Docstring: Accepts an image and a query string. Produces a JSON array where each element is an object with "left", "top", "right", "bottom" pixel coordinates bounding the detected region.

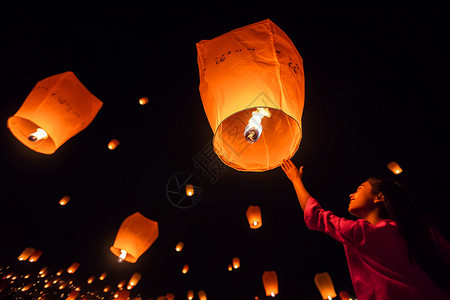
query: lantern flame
[
  {"left": 118, "top": 249, "right": 127, "bottom": 263},
  {"left": 271, "top": 292, "right": 275, "bottom": 297},
  {"left": 28, "top": 128, "right": 48, "bottom": 142},
  {"left": 244, "top": 108, "right": 271, "bottom": 143}
]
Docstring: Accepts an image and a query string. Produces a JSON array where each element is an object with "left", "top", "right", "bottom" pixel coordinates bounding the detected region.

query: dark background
[{"left": 0, "top": 6, "right": 447, "bottom": 300}]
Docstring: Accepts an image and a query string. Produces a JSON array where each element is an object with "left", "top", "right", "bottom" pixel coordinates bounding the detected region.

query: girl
[{"left": 281, "top": 159, "right": 449, "bottom": 300}]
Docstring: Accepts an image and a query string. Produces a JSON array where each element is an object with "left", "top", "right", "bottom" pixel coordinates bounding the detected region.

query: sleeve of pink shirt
[{"left": 303, "top": 196, "right": 371, "bottom": 248}]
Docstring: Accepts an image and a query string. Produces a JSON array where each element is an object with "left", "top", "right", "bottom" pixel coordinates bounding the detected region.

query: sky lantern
[
  {"left": 56, "top": 269, "right": 64, "bottom": 276},
  {"left": 87, "top": 276, "right": 95, "bottom": 284},
  {"left": 39, "top": 267, "right": 48, "bottom": 275},
  {"left": 115, "top": 290, "right": 130, "bottom": 300},
  {"left": 99, "top": 272, "right": 107, "bottom": 280},
  {"left": 246, "top": 205, "right": 262, "bottom": 229},
  {"left": 166, "top": 293, "right": 175, "bottom": 300},
  {"left": 67, "top": 290, "right": 80, "bottom": 300},
  {"left": 387, "top": 161, "right": 403, "bottom": 174},
  {"left": 67, "top": 262, "right": 80, "bottom": 274},
  {"left": 127, "top": 272, "right": 141, "bottom": 288},
  {"left": 262, "top": 271, "right": 278, "bottom": 297},
  {"left": 196, "top": 19, "right": 304, "bottom": 172},
  {"left": 185, "top": 184, "right": 194, "bottom": 196},
  {"left": 339, "top": 291, "right": 350, "bottom": 300},
  {"left": 198, "top": 290, "right": 207, "bottom": 300},
  {"left": 139, "top": 96, "right": 149, "bottom": 105},
  {"left": 103, "top": 285, "right": 111, "bottom": 292},
  {"left": 21, "top": 283, "right": 33, "bottom": 292},
  {"left": 108, "top": 139, "right": 120, "bottom": 150},
  {"left": 28, "top": 249, "right": 42, "bottom": 262},
  {"left": 182, "top": 264, "right": 189, "bottom": 274},
  {"left": 187, "top": 290, "right": 194, "bottom": 300},
  {"left": 117, "top": 280, "right": 126, "bottom": 289},
  {"left": 314, "top": 272, "right": 337, "bottom": 300},
  {"left": 59, "top": 195, "right": 70, "bottom": 206},
  {"left": 111, "top": 212, "right": 159, "bottom": 263},
  {"left": 175, "top": 242, "right": 184, "bottom": 252},
  {"left": 232, "top": 257, "right": 240, "bottom": 269},
  {"left": 227, "top": 264, "right": 233, "bottom": 271},
  {"left": 18, "top": 247, "right": 35, "bottom": 261},
  {"left": 7, "top": 71, "right": 102, "bottom": 154}
]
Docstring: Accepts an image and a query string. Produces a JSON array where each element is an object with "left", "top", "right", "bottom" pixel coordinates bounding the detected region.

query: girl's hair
[{"left": 367, "top": 177, "right": 449, "bottom": 290}]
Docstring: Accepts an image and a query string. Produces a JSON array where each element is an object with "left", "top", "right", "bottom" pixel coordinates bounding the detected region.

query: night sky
[{"left": 0, "top": 7, "right": 447, "bottom": 300}]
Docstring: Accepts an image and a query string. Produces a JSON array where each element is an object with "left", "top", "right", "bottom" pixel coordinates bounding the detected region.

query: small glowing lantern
[
  {"left": 28, "top": 250, "right": 42, "bottom": 262},
  {"left": 387, "top": 161, "right": 403, "bottom": 174},
  {"left": 175, "top": 242, "right": 184, "bottom": 252},
  {"left": 117, "top": 280, "right": 126, "bottom": 289},
  {"left": 87, "top": 276, "right": 95, "bottom": 284},
  {"left": 232, "top": 257, "right": 240, "bottom": 269},
  {"left": 185, "top": 184, "right": 194, "bottom": 196},
  {"left": 187, "top": 290, "right": 194, "bottom": 300},
  {"left": 59, "top": 281, "right": 67, "bottom": 289},
  {"left": 139, "top": 97, "right": 149, "bottom": 105},
  {"left": 262, "top": 271, "right": 278, "bottom": 297},
  {"left": 246, "top": 205, "right": 262, "bottom": 229},
  {"left": 182, "top": 264, "right": 189, "bottom": 274},
  {"left": 59, "top": 195, "right": 70, "bottom": 206},
  {"left": 110, "top": 212, "right": 159, "bottom": 263},
  {"left": 198, "top": 290, "right": 207, "bottom": 300},
  {"left": 227, "top": 264, "right": 233, "bottom": 271},
  {"left": 314, "top": 272, "right": 337, "bottom": 300},
  {"left": 339, "top": 291, "right": 350, "bottom": 300},
  {"left": 108, "top": 139, "right": 120, "bottom": 150},
  {"left": 196, "top": 19, "right": 304, "bottom": 171},
  {"left": 103, "top": 285, "right": 111, "bottom": 293},
  {"left": 67, "top": 290, "right": 80, "bottom": 300},
  {"left": 7, "top": 71, "right": 102, "bottom": 154},
  {"left": 115, "top": 290, "right": 130, "bottom": 300},
  {"left": 56, "top": 269, "right": 64, "bottom": 276},
  {"left": 39, "top": 267, "right": 48, "bottom": 275},
  {"left": 21, "top": 283, "right": 33, "bottom": 291},
  {"left": 99, "top": 272, "right": 107, "bottom": 280},
  {"left": 67, "top": 262, "right": 80, "bottom": 274},
  {"left": 128, "top": 272, "right": 141, "bottom": 288},
  {"left": 18, "top": 247, "right": 35, "bottom": 261}
]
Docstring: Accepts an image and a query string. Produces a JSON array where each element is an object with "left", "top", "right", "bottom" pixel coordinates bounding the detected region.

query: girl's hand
[{"left": 281, "top": 159, "right": 304, "bottom": 183}]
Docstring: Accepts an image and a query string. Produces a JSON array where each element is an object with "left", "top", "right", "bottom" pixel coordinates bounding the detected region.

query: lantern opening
[
  {"left": 244, "top": 108, "right": 271, "bottom": 143},
  {"left": 28, "top": 128, "right": 48, "bottom": 142},
  {"left": 117, "top": 250, "right": 127, "bottom": 263}
]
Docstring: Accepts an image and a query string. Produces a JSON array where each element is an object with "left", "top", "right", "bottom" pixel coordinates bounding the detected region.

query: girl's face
[{"left": 348, "top": 181, "right": 381, "bottom": 218}]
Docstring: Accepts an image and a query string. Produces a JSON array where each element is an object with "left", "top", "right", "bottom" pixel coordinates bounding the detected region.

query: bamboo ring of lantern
[
  {"left": 7, "top": 71, "right": 103, "bottom": 154},
  {"left": 110, "top": 212, "right": 159, "bottom": 263},
  {"left": 166, "top": 172, "right": 202, "bottom": 209},
  {"left": 196, "top": 19, "right": 304, "bottom": 172}
]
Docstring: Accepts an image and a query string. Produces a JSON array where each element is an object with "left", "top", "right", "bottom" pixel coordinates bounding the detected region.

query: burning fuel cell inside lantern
[{"left": 244, "top": 107, "right": 271, "bottom": 143}]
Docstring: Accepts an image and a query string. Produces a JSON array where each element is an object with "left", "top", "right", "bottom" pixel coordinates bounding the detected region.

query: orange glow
[
  {"left": 99, "top": 272, "right": 107, "bottom": 280},
  {"left": 198, "top": 290, "right": 207, "bottom": 300},
  {"left": 246, "top": 205, "right": 262, "bottom": 229},
  {"left": 110, "top": 212, "right": 159, "bottom": 263},
  {"left": 139, "top": 97, "right": 149, "bottom": 105},
  {"left": 103, "top": 285, "right": 111, "bottom": 292},
  {"left": 44, "top": 282, "right": 51, "bottom": 288},
  {"left": 227, "top": 264, "right": 233, "bottom": 271},
  {"left": 117, "top": 280, "right": 126, "bottom": 289},
  {"left": 56, "top": 269, "right": 64, "bottom": 276},
  {"left": 21, "top": 283, "right": 33, "bottom": 291},
  {"left": 39, "top": 267, "right": 47, "bottom": 275},
  {"left": 59, "top": 195, "right": 70, "bottom": 206},
  {"left": 18, "top": 247, "right": 35, "bottom": 261},
  {"left": 182, "top": 264, "right": 189, "bottom": 274},
  {"left": 67, "top": 262, "right": 80, "bottom": 274},
  {"left": 314, "top": 272, "right": 337, "bottom": 300},
  {"left": 127, "top": 272, "right": 141, "bottom": 288},
  {"left": 166, "top": 293, "right": 175, "bottom": 300},
  {"left": 263, "top": 271, "right": 278, "bottom": 297},
  {"left": 196, "top": 19, "right": 304, "bottom": 172},
  {"left": 108, "top": 139, "right": 120, "bottom": 150},
  {"left": 187, "top": 290, "right": 194, "bottom": 300},
  {"left": 339, "top": 291, "right": 350, "bottom": 300},
  {"left": 387, "top": 161, "right": 403, "bottom": 174},
  {"left": 7, "top": 71, "right": 102, "bottom": 154},
  {"left": 28, "top": 250, "right": 42, "bottom": 262},
  {"left": 232, "top": 257, "right": 240, "bottom": 269},
  {"left": 67, "top": 290, "right": 79, "bottom": 300},
  {"left": 87, "top": 276, "right": 95, "bottom": 284},
  {"left": 185, "top": 184, "right": 194, "bottom": 196},
  {"left": 175, "top": 241, "right": 184, "bottom": 252}
]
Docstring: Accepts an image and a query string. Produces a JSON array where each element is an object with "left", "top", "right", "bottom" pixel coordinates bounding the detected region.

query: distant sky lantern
[
  {"left": 117, "top": 280, "right": 126, "bottom": 289},
  {"left": 246, "top": 205, "right": 262, "bottom": 229},
  {"left": 139, "top": 97, "right": 149, "bottom": 105},
  {"left": 187, "top": 290, "right": 194, "bottom": 300},
  {"left": 18, "top": 247, "right": 35, "bottom": 261},
  {"left": 128, "top": 272, "right": 141, "bottom": 288},
  {"left": 166, "top": 293, "right": 175, "bottom": 300},
  {"left": 59, "top": 195, "right": 70, "bottom": 206},
  {"left": 198, "top": 290, "right": 207, "bottom": 300},
  {"left": 115, "top": 290, "right": 130, "bottom": 300},
  {"left": 56, "top": 269, "right": 64, "bottom": 276},
  {"left": 227, "top": 264, "right": 233, "bottom": 271},
  {"left": 185, "top": 184, "right": 194, "bottom": 196},
  {"left": 175, "top": 242, "right": 184, "bottom": 252},
  {"left": 110, "top": 212, "right": 159, "bottom": 263},
  {"left": 39, "top": 267, "right": 47, "bottom": 275},
  {"left": 387, "top": 161, "right": 403, "bottom": 174},
  {"left": 67, "top": 290, "right": 79, "bottom": 300},
  {"left": 103, "top": 285, "right": 111, "bottom": 292},
  {"left": 67, "top": 262, "right": 80, "bottom": 274},
  {"left": 28, "top": 250, "right": 42, "bottom": 262},
  {"left": 262, "top": 271, "right": 278, "bottom": 297},
  {"left": 99, "top": 272, "right": 107, "bottom": 280},
  {"left": 21, "top": 283, "right": 33, "bottom": 292},
  {"left": 7, "top": 71, "right": 102, "bottom": 154},
  {"left": 196, "top": 19, "right": 304, "bottom": 172},
  {"left": 87, "top": 276, "right": 95, "bottom": 284},
  {"left": 108, "top": 139, "right": 120, "bottom": 150},
  {"left": 182, "top": 264, "right": 189, "bottom": 274},
  {"left": 314, "top": 272, "right": 337, "bottom": 300},
  {"left": 232, "top": 257, "right": 240, "bottom": 269}
]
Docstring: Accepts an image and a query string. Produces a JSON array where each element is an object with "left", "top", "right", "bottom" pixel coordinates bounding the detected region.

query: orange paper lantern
[
  {"left": 127, "top": 272, "right": 141, "bottom": 288},
  {"left": 110, "top": 212, "right": 159, "bottom": 263},
  {"left": 182, "top": 264, "right": 189, "bottom": 274},
  {"left": 232, "top": 257, "right": 240, "bottom": 269},
  {"left": 198, "top": 290, "right": 207, "bottom": 300},
  {"left": 117, "top": 280, "right": 126, "bottom": 289},
  {"left": 197, "top": 19, "right": 304, "bottom": 171},
  {"left": 103, "top": 285, "right": 111, "bottom": 292},
  {"left": 21, "top": 283, "right": 33, "bottom": 291},
  {"left": 175, "top": 241, "right": 184, "bottom": 252},
  {"left": 387, "top": 161, "right": 403, "bottom": 174},
  {"left": 246, "top": 205, "right": 262, "bottom": 229},
  {"left": 67, "top": 262, "right": 80, "bottom": 274},
  {"left": 99, "top": 272, "right": 107, "bottom": 280},
  {"left": 59, "top": 195, "right": 70, "bottom": 206},
  {"left": 7, "top": 71, "right": 102, "bottom": 154},
  {"left": 115, "top": 290, "right": 130, "bottom": 300},
  {"left": 108, "top": 139, "right": 120, "bottom": 150},
  {"left": 187, "top": 290, "right": 194, "bottom": 300},
  {"left": 339, "top": 291, "right": 350, "bottom": 300},
  {"left": 18, "top": 247, "right": 35, "bottom": 261},
  {"left": 262, "top": 270, "right": 278, "bottom": 297},
  {"left": 166, "top": 293, "right": 175, "bottom": 300},
  {"left": 139, "top": 97, "right": 149, "bottom": 105},
  {"left": 28, "top": 249, "right": 42, "bottom": 262},
  {"left": 67, "top": 290, "right": 80, "bottom": 300},
  {"left": 87, "top": 276, "right": 95, "bottom": 284},
  {"left": 314, "top": 272, "right": 337, "bottom": 300}
]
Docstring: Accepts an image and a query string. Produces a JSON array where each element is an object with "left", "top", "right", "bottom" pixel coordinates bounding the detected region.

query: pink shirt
[{"left": 304, "top": 197, "right": 449, "bottom": 300}]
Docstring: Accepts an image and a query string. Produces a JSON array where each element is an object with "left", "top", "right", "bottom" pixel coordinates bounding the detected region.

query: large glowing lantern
[
  {"left": 7, "top": 71, "right": 103, "bottom": 154},
  {"left": 28, "top": 249, "right": 42, "bottom": 262},
  {"left": 198, "top": 290, "right": 207, "bottom": 300},
  {"left": 187, "top": 290, "right": 194, "bottom": 300},
  {"left": 127, "top": 272, "right": 141, "bottom": 289},
  {"left": 262, "top": 271, "right": 278, "bottom": 297},
  {"left": 387, "top": 161, "right": 403, "bottom": 174},
  {"left": 246, "top": 205, "right": 262, "bottom": 229},
  {"left": 110, "top": 212, "right": 159, "bottom": 263},
  {"left": 67, "top": 262, "right": 80, "bottom": 274},
  {"left": 232, "top": 257, "right": 240, "bottom": 269},
  {"left": 314, "top": 272, "right": 337, "bottom": 300},
  {"left": 18, "top": 247, "right": 35, "bottom": 261},
  {"left": 196, "top": 19, "right": 304, "bottom": 171}
]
